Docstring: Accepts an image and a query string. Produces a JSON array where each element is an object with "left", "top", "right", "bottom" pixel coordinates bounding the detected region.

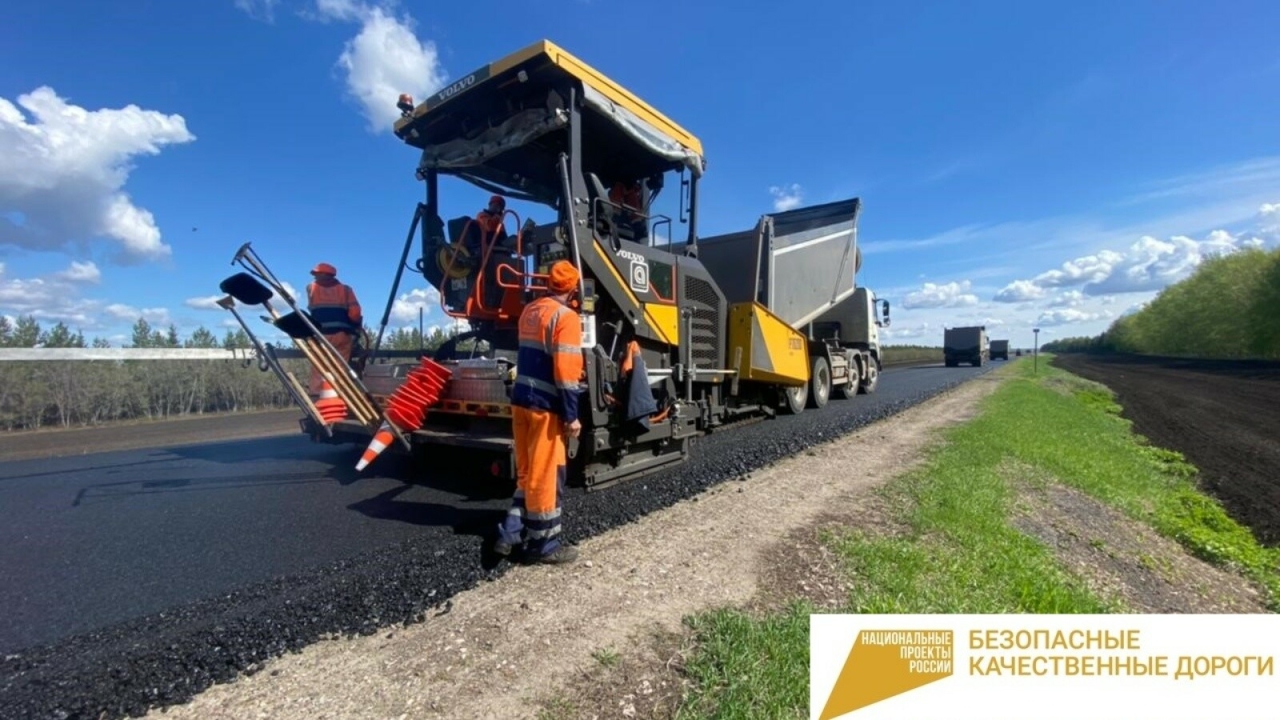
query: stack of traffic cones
[
  {"left": 384, "top": 358, "right": 452, "bottom": 432},
  {"left": 354, "top": 358, "right": 453, "bottom": 472},
  {"left": 314, "top": 380, "right": 348, "bottom": 425}
]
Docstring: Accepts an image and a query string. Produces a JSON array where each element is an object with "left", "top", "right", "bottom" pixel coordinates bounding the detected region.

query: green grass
[
  {"left": 669, "top": 355, "right": 1280, "bottom": 718},
  {"left": 880, "top": 345, "right": 943, "bottom": 366},
  {"left": 674, "top": 602, "right": 813, "bottom": 720}
]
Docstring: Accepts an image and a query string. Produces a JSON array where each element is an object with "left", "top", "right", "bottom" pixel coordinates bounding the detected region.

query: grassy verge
[
  {"left": 668, "top": 355, "right": 1280, "bottom": 718},
  {"left": 881, "top": 345, "right": 943, "bottom": 366}
]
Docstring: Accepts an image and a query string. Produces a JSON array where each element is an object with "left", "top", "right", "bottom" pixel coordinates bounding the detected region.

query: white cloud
[
  {"left": 391, "top": 286, "right": 441, "bottom": 323},
  {"left": 0, "top": 86, "right": 194, "bottom": 263},
  {"left": 769, "top": 184, "right": 803, "bottom": 212},
  {"left": 993, "top": 280, "right": 1047, "bottom": 303},
  {"left": 1047, "top": 290, "right": 1084, "bottom": 308},
  {"left": 995, "top": 219, "right": 1271, "bottom": 304},
  {"left": 902, "top": 280, "right": 979, "bottom": 310},
  {"left": 185, "top": 295, "right": 225, "bottom": 310},
  {"left": 1036, "top": 308, "right": 1112, "bottom": 327},
  {"left": 313, "top": 1, "right": 448, "bottom": 133},
  {"left": 234, "top": 0, "right": 279, "bottom": 22},
  {"left": 0, "top": 263, "right": 168, "bottom": 330},
  {"left": 54, "top": 260, "right": 101, "bottom": 284},
  {"left": 104, "top": 303, "right": 171, "bottom": 325}
]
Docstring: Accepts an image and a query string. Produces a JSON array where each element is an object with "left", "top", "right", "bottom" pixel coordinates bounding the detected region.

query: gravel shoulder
[{"left": 145, "top": 373, "right": 1006, "bottom": 720}]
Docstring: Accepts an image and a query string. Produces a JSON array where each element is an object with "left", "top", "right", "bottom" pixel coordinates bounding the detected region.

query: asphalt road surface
[{"left": 0, "top": 362, "right": 996, "bottom": 719}]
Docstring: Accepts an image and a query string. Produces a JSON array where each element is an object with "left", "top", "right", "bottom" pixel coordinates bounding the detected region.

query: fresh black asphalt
[{"left": 0, "top": 363, "right": 995, "bottom": 719}]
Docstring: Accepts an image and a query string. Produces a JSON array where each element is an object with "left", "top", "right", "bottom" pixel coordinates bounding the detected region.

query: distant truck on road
[
  {"left": 990, "top": 339, "right": 1009, "bottom": 360},
  {"left": 944, "top": 326, "right": 988, "bottom": 367}
]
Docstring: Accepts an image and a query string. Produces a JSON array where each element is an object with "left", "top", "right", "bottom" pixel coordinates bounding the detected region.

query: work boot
[
  {"left": 536, "top": 545, "right": 579, "bottom": 565},
  {"left": 493, "top": 539, "right": 514, "bottom": 556}
]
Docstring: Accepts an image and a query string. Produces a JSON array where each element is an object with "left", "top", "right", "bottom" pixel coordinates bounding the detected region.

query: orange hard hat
[
  {"left": 311, "top": 262, "right": 337, "bottom": 276},
  {"left": 488, "top": 195, "right": 505, "bottom": 209},
  {"left": 547, "top": 260, "right": 580, "bottom": 294}
]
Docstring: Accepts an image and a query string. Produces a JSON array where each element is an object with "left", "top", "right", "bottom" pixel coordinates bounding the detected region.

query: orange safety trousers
[
  {"left": 308, "top": 332, "right": 353, "bottom": 395},
  {"left": 497, "top": 405, "right": 567, "bottom": 556}
]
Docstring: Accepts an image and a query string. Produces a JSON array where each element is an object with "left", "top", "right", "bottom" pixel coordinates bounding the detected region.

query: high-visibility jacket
[
  {"left": 609, "top": 182, "right": 642, "bottom": 211},
  {"left": 307, "top": 280, "right": 362, "bottom": 335},
  {"left": 475, "top": 210, "right": 506, "bottom": 240},
  {"left": 512, "top": 296, "right": 584, "bottom": 423}
]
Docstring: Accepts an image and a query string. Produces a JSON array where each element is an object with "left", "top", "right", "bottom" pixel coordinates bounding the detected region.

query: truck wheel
[
  {"left": 782, "top": 382, "right": 808, "bottom": 415},
  {"left": 807, "top": 356, "right": 831, "bottom": 409},
  {"left": 858, "top": 357, "right": 880, "bottom": 394}
]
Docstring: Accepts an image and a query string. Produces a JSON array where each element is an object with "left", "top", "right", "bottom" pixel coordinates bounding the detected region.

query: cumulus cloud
[
  {"left": 1036, "top": 308, "right": 1111, "bottom": 326},
  {"left": 313, "top": 0, "right": 448, "bottom": 133},
  {"left": 769, "top": 184, "right": 803, "bottom": 212},
  {"left": 995, "top": 214, "right": 1275, "bottom": 304},
  {"left": 0, "top": 87, "right": 194, "bottom": 263},
  {"left": 391, "top": 286, "right": 440, "bottom": 323},
  {"left": 0, "top": 262, "right": 168, "bottom": 330},
  {"left": 54, "top": 260, "right": 102, "bottom": 284},
  {"left": 234, "top": 0, "right": 280, "bottom": 21},
  {"left": 104, "top": 303, "right": 171, "bottom": 325},
  {"left": 185, "top": 295, "right": 225, "bottom": 310},
  {"left": 1047, "top": 290, "right": 1084, "bottom": 308},
  {"left": 993, "top": 280, "right": 1046, "bottom": 303},
  {"left": 902, "top": 280, "right": 979, "bottom": 310}
]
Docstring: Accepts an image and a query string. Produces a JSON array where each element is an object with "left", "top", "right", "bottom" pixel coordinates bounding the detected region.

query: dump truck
[
  {"left": 219, "top": 39, "right": 889, "bottom": 490},
  {"left": 944, "top": 326, "right": 988, "bottom": 367},
  {"left": 990, "top": 339, "right": 1009, "bottom": 361}
]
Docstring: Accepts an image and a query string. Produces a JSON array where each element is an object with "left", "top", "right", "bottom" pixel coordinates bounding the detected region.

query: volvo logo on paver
[
  {"left": 618, "top": 249, "right": 650, "bottom": 294},
  {"left": 429, "top": 67, "right": 490, "bottom": 108}
]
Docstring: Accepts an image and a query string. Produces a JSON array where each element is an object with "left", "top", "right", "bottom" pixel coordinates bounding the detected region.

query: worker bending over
[
  {"left": 495, "top": 260, "right": 584, "bottom": 565},
  {"left": 305, "top": 262, "right": 363, "bottom": 396}
]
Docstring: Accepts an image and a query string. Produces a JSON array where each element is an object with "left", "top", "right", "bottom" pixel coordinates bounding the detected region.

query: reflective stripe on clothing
[
  {"left": 495, "top": 406, "right": 567, "bottom": 557},
  {"left": 307, "top": 281, "right": 361, "bottom": 334},
  {"left": 511, "top": 295, "right": 584, "bottom": 423}
]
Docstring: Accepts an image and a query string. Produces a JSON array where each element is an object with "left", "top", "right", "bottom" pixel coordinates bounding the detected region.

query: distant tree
[
  {"left": 0, "top": 316, "right": 12, "bottom": 347},
  {"left": 91, "top": 336, "right": 112, "bottom": 348},
  {"left": 166, "top": 324, "right": 180, "bottom": 347},
  {"left": 186, "top": 326, "right": 219, "bottom": 348},
  {"left": 131, "top": 319, "right": 154, "bottom": 348},
  {"left": 13, "top": 316, "right": 41, "bottom": 348},
  {"left": 40, "top": 322, "right": 86, "bottom": 348},
  {"left": 222, "top": 328, "right": 251, "bottom": 349}
]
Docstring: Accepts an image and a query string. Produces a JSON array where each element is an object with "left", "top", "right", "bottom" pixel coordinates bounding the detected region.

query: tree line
[
  {"left": 0, "top": 316, "right": 454, "bottom": 432},
  {"left": 1043, "top": 246, "right": 1280, "bottom": 360},
  {"left": 1, "top": 309, "right": 957, "bottom": 432}
]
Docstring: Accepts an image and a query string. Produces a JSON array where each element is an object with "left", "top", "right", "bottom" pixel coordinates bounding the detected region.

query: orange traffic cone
[
  {"left": 314, "top": 380, "right": 348, "bottom": 425},
  {"left": 355, "top": 421, "right": 396, "bottom": 472}
]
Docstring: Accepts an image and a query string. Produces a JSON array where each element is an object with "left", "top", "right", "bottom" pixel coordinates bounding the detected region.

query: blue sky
[{"left": 1, "top": 0, "right": 1278, "bottom": 347}]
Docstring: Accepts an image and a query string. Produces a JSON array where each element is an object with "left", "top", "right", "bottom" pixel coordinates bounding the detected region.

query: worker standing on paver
[
  {"left": 305, "top": 262, "right": 363, "bottom": 396},
  {"left": 494, "top": 260, "right": 584, "bottom": 564}
]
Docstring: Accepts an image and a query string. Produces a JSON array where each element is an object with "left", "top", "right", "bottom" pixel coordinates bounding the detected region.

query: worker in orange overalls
[
  {"left": 609, "top": 180, "right": 646, "bottom": 240},
  {"left": 306, "top": 262, "right": 363, "bottom": 396},
  {"left": 475, "top": 194, "right": 508, "bottom": 246},
  {"left": 494, "top": 260, "right": 585, "bottom": 564}
]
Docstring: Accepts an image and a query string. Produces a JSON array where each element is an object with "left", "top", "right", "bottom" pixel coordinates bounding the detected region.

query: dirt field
[{"left": 1052, "top": 353, "right": 1280, "bottom": 546}]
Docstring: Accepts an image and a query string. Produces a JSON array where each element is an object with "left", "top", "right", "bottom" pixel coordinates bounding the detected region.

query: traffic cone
[
  {"left": 314, "top": 380, "right": 348, "bottom": 424},
  {"left": 355, "top": 421, "right": 396, "bottom": 472}
]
